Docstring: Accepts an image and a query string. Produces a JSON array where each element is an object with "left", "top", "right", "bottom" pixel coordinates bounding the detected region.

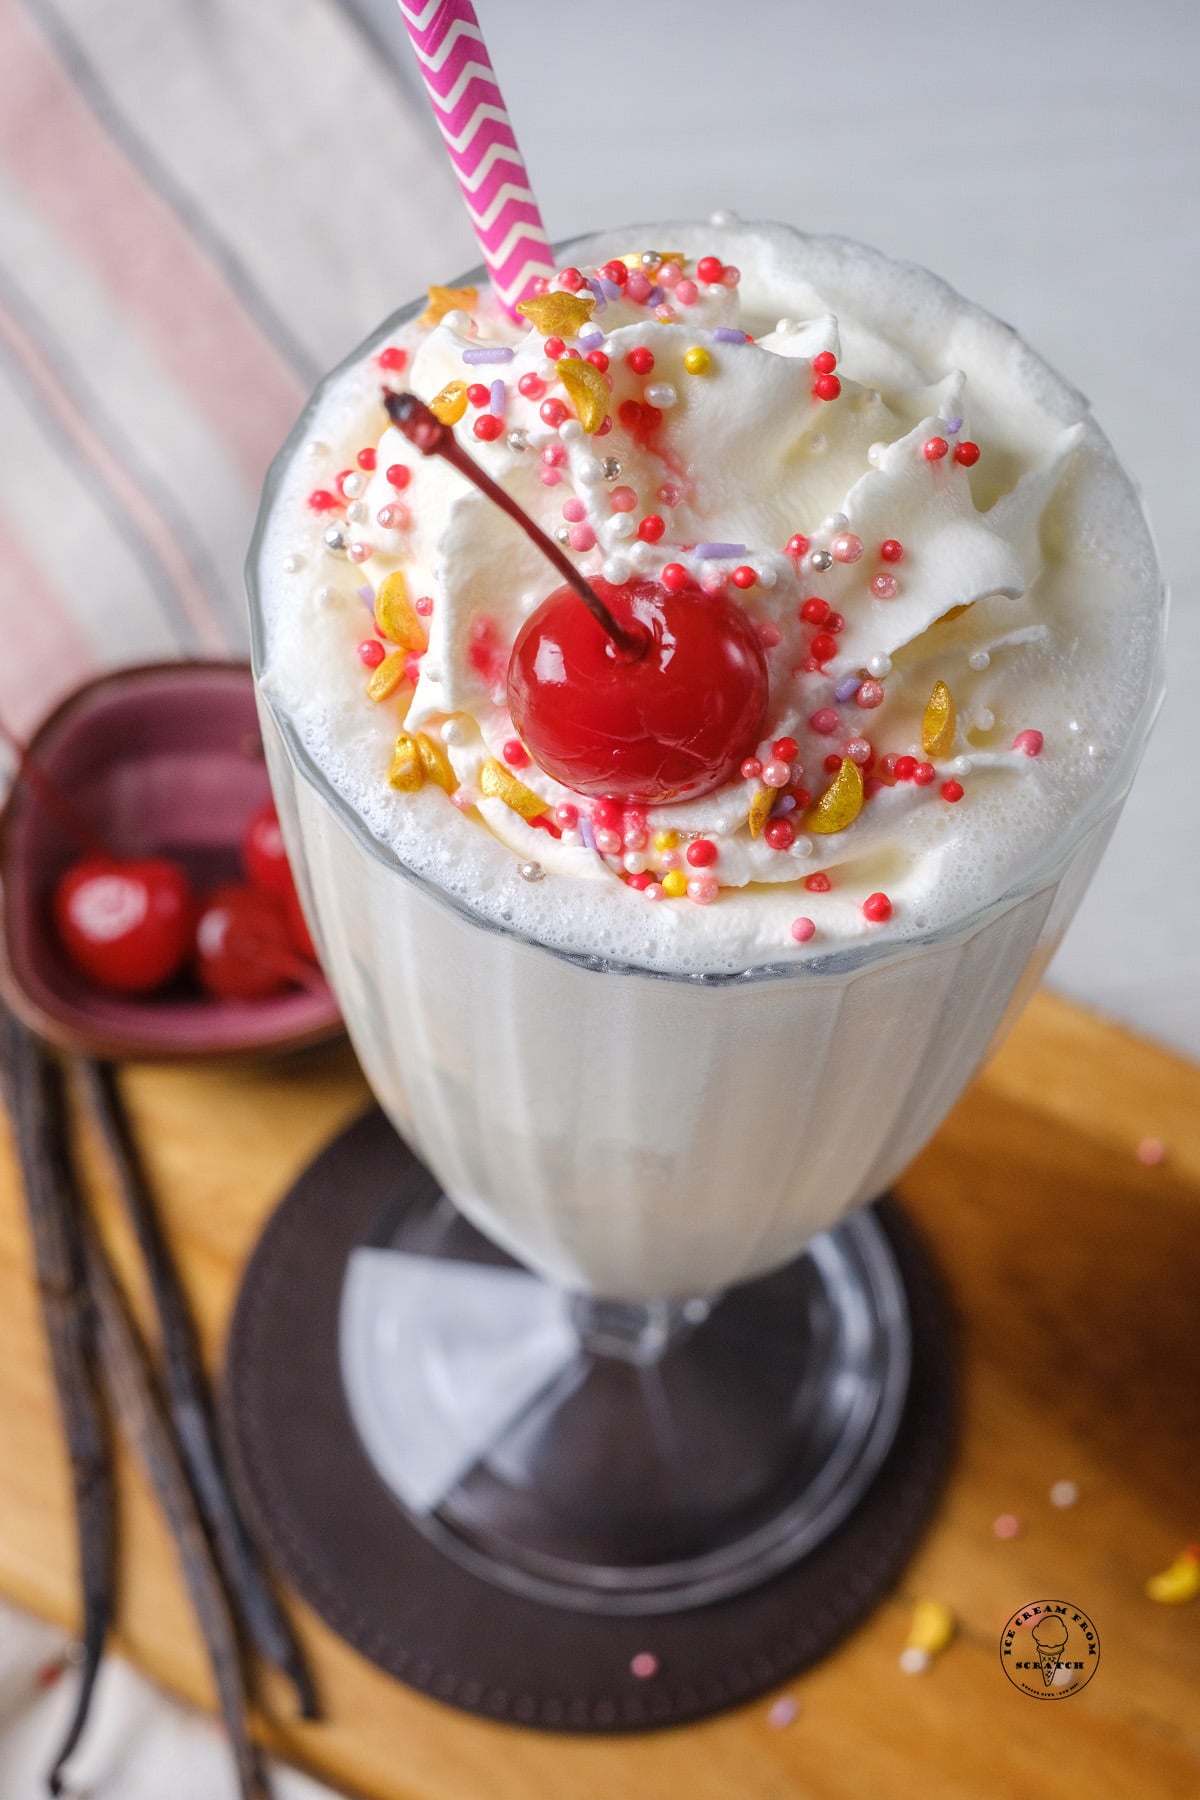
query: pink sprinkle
[
  {"left": 810, "top": 708, "right": 841, "bottom": 736},
  {"left": 675, "top": 280, "right": 698, "bottom": 306},
  {"left": 871, "top": 573, "right": 898, "bottom": 600},
  {"left": 569, "top": 523, "right": 596, "bottom": 552},
  {"left": 993, "top": 1513, "right": 1022, "bottom": 1540},
  {"left": 562, "top": 497, "right": 586, "bottom": 522},
  {"left": 630, "top": 1652, "right": 659, "bottom": 1679},
  {"left": 830, "top": 532, "right": 864, "bottom": 564},
  {"left": 1013, "top": 729, "right": 1044, "bottom": 757},
  {"left": 658, "top": 480, "right": 683, "bottom": 507},
  {"left": 757, "top": 622, "right": 782, "bottom": 648},
  {"left": 1137, "top": 1137, "right": 1166, "bottom": 1166},
  {"left": 414, "top": 595, "right": 434, "bottom": 616},
  {"left": 626, "top": 272, "right": 653, "bottom": 304},
  {"left": 610, "top": 486, "right": 637, "bottom": 512},
  {"left": 687, "top": 875, "right": 719, "bottom": 905},
  {"left": 539, "top": 468, "right": 562, "bottom": 487},
  {"left": 856, "top": 681, "right": 885, "bottom": 710},
  {"left": 767, "top": 1695, "right": 799, "bottom": 1728},
  {"left": 357, "top": 639, "right": 385, "bottom": 668},
  {"left": 790, "top": 917, "right": 816, "bottom": 943},
  {"left": 542, "top": 443, "right": 567, "bottom": 468}
]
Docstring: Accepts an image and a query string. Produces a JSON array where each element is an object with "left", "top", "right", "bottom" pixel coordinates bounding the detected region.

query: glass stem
[{"left": 568, "top": 1294, "right": 714, "bottom": 1365}]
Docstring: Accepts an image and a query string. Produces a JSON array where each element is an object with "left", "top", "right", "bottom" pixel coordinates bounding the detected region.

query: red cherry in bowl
[
  {"left": 507, "top": 577, "right": 769, "bottom": 803},
  {"left": 53, "top": 857, "right": 194, "bottom": 995},
  {"left": 194, "top": 884, "right": 298, "bottom": 1001},
  {"left": 241, "top": 799, "right": 293, "bottom": 897}
]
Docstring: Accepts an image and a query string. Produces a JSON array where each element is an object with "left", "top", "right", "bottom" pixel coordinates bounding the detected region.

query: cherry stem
[
  {"left": 0, "top": 715, "right": 112, "bottom": 861},
  {"left": 383, "top": 392, "right": 647, "bottom": 661}
]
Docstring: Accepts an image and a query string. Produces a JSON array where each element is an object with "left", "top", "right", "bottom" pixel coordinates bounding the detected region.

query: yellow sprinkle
[
  {"left": 366, "top": 651, "right": 411, "bottom": 703},
  {"left": 747, "top": 788, "right": 775, "bottom": 840},
  {"left": 387, "top": 732, "right": 424, "bottom": 792},
  {"left": 805, "top": 758, "right": 864, "bottom": 835},
  {"left": 1146, "top": 1548, "right": 1200, "bottom": 1605},
  {"left": 515, "top": 291, "right": 595, "bottom": 337},
  {"left": 421, "top": 285, "right": 477, "bottom": 328},
  {"left": 653, "top": 830, "right": 680, "bottom": 852},
  {"left": 661, "top": 870, "right": 688, "bottom": 898},
  {"left": 429, "top": 379, "right": 468, "bottom": 426},
  {"left": 905, "top": 1597, "right": 955, "bottom": 1656},
  {"left": 922, "top": 680, "right": 957, "bottom": 758},
  {"left": 556, "top": 357, "right": 609, "bottom": 433},
  {"left": 683, "top": 346, "right": 712, "bottom": 375},
  {"left": 479, "top": 758, "right": 547, "bottom": 820},
  {"left": 374, "top": 570, "right": 425, "bottom": 650},
  {"left": 415, "top": 733, "right": 455, "bottom": 793}
]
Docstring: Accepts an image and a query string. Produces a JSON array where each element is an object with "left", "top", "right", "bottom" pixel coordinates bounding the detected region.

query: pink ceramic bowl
[{"left": 0, "top": 662, "right": 342, "bottom": 1060}]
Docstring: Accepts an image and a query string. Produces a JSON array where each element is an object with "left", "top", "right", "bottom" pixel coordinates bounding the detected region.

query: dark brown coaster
[{"left": 221, "top": 1109, "right": 955, "bottom": 1732}]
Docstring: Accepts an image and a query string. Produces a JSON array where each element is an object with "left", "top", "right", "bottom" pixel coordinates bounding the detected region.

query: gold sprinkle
[
  {"left": 367, "top": 651, "right": 411, "bottom": 703},
  {"left": 806, "top": 758, "right": 864, "bottom": 834},
  {"left": 515, "top": 292, "right": 595, "bottom": 337},
  {"left": 479, "top": 758, "right": 547, "bottom": 820},
  {"left": 374, "top": 571, "right": 425, "bottom": 649},
  {"left": 416, "top": 733, "right": 455, "bottom": 793},
  {"left": 747, "top": 788, "right": 775, "bottom": 839},
  {"left": 556, "top": 357, "right": 609, "bottom": 433},
  {"left": 421, "top": 284, "right": 478, "bottom": 327},
  {"left": 429, "top": 379, "right": 469, "bottom": 426},
  {"left": 905, "top": 1598, "right": 955, "bottom": 1656},
  {"left": 922, "top": 680, "right": 957, "bottom": 758},
  {"left": 387, "top": 732, "right": 424, "bottom": 791}
]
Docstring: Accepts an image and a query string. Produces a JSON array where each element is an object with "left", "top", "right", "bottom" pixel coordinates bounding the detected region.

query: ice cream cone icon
[{"left": 1031, "top": 1615, "right": 1069, "bottom": 1685}]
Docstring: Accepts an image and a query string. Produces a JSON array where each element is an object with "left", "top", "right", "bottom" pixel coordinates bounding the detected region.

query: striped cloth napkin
[{"left": 0, "top": 0, "right": 475, "bottom": 736}]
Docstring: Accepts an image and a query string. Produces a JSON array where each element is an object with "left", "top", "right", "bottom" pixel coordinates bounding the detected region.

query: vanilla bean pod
[
  {"left": 78, "top": 1204, "right": 271, "bottom": 1800},
  {"left": 74, "top": 1058, "right": 317, "bottom": 1719},
  {"left": 0, "top": 1007, "right": 113, "bottom": 1796}
]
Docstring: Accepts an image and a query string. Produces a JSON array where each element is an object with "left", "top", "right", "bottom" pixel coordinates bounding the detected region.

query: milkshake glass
[{"left": 248, "top": 222, "right": 1164, "bottom": 1609}]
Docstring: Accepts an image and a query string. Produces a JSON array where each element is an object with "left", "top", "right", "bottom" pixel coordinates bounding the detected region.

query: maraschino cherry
[
  {"left": 54, "top": 857, "right": 194, "bottom": 995},
  {"left": 194, "top": 885, "right": 318, "bottom": 1001},
  {"left": 384, "top": 393, "right": 769, "bottom": 803},
  {"left": 241, "top": 799, "right": 317, "bottom": 959}
]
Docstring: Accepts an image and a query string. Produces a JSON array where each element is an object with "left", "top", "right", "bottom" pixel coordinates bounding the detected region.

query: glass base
[{"left": 340, "top": 1189, "right": 910, "bottom": 1617}]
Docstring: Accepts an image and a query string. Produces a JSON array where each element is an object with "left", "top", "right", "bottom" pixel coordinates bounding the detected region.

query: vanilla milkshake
[{"left": 250, "top": 219, "right": 1163, "bottom": 1300}]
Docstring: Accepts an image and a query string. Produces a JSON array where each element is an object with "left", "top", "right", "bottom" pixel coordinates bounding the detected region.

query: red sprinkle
[
  {"left": 1013, "top": 729, "right": 1044, "bottom": 757},
  {"left": 800, "top": 596, "right": 830, "bottom": 625},
  {"left": 773, "top": 736, "right": 799, "bottom": 762},
  {"left": 805, "top": 872, "right": 832, "bottom": 893},
  {"left": 880, "top": 539, "right": 904, "bottom": 563},
  {"left": 356, "top": 447, "right": 377, "bottom": 472},
  {"left": 661, "top": 562, "right": 688, "bottom": 592},
  {"left": 786, "top": 534, "right": 810, "bottom": 559},
  {"left": 543, "top": 335, "right": 566, "bottom": 359},
  {"left": 627, "top": 871, "right": 653, "bottom": 891},
  {"left": 637, "top": 514, "right": 665, "bottom": 543},
  {"left": 731, "top": 565, "right": 757, "bottom": 589},
  {"left": 923, "top": 437, "right": 949, "bottom": 461},
  {"left": 696, "top": 255, "right": 724, "bottom": 284},
  {"left": 414, "top": 595, "right": 434, "bottom": 617},
  {"left": 540, "top": 399, "right": 569, "bottom": 427},
  {"left": 823, "top": 753, "right": 842, "bottom": 773},
  {"left": 812, "top": 350, "right": 838, "bottom": 375},
  {"left": 863, "top": 892, "right": 893, "bottom": 923},
  {"left": 894, "top": 755, "right": 918, "bottom": 781},
  {"left": 601, "top": 260, "right": 628, "bottom": 287},
  {"left": 518, "top": 372, "right": 546, "bottom": 399},
  {"left": 307, "top": 488, "right": 338, "bottom": 511},
  {"left": 912, "top": 762, "right": 936, "bottom": 786},
  {"left": 954, "top": 441, "right": 981, "bottom": 466},
  {"left": 474, "top": 415, "right": 504, "bottom": 441},
  {"left": 385, "top": 464, "right": 412, "bottom": 491},
  {"left": 627, "top": 346, "right": 656, "bottom": 376},
  {"left": 765, "top": 818, "right": 796, "bottom": 851},
  {"left": 502, "top": 738, "right": 529, "bottom": 768},
  {"left": 586, "top": 350, "right": 610, "bottom": 372},
  {"left": 810, "top": 708, "right": 840, "bottom": 736},
  {"left": 811, "top": 632, "right": 838, "bottom": 663},
  {"left": 941, "top": 779, "right": 964, "bottom": 803},
  {"left": 377, "top": 346, "right": 407, "bottom": 372},
  {"left": 686, "top": 839, "right": 718, "bottom": 867},
  {"left": 825, "top": 610, "right": 845, "bottom": 634},
  {"left": 741, "top": 757, "right": 762, "bottom": 779},
  {"left": 466, "top": 383, "right": 490, "bottom": 408},
  {"left": 558, "top": 266, "right": 585, "bottom": 292},
  {"left": 813, "top": 373, "right": 842, "bottom": 401},
  {"left": 357, "top": 640, "right": 385, "bottom": 668}
]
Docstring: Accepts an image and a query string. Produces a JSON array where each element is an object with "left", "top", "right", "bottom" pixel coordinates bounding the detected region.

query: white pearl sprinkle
[
  {"left": 644, "top": 382, "right": 677, "bottom": 409},
  {"left": 709, "top": 208, "right": 739, "bottom": 227},
  {"left": 315, "top": 585, "right": 340, "bottom": 608},
  {"left": 602, "top": 555, "right": 632, "bottom": 584},
  {"left": 756, "top": 563, "right": 778, "bottom": 590},
  {"left": 560, "top": 828, "right": 582, "bottom": 848},
  {"left": 867, "top": 441, "right": 887, "bottom": 467},
  {"left": 867, "top": 654, "right": 892, "bottom": 678},
  {"left": 774, "top": 318, "right": 798, "bottom": 336},
  {"left": 953, "top": 756, "right": 974, "bottom": 776},
  {"left": 899, "top": 1647, "right": 930, "bottom": 1676},
  {"left": 442, "top": 309, "right": 473, "bottom": 335},
  {"left": 282, "top": 552, "right": 305, "bottom": 573},
  {"left": 518, "top": 860, "right": 544, "bottom": 882},
  {"left": 968, "top": 650, "right": 991, "bottom": 671},
  {"left": 420, "top": 662, "right": 441, "bottom": 683},
  {"left": 713, "top": 816, "right": 733, "bottom": 834},
  {"left": 341, "top": 471, "right": 366, "bottom": 500},
  {"left": 792, "top": 836, "right": 813, "bottom": 858},
  {"left": 623, "top": 852, "right": 648, "bottom": 874},
  {"left": 609, "top": 513, "right": 636, "bottom": 540},
  {"left": 346, "top": 500, "right": 368, "bottom": 525},
  {"left": 576, "top": 458, "right": 603, "bottom": 485},
  {"left": 441, "top": 719, "right": 466, "bottom": 745},
  {"left": 304, "top": 439, "right": 329, "bottom": 461},
  {"left": 972, "top": 708, "right": 995, "bottom": 732},
  {"left": 822, "top": 512, "right": 849, "bottom": 534},
  {"left": 560, "top": 420, "right": 584, "bottom": 442}
]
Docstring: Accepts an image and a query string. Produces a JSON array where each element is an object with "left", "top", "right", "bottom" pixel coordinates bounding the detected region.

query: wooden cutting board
[{"left": 0, "top": 989, "right": 1197, "bottom": 1799}]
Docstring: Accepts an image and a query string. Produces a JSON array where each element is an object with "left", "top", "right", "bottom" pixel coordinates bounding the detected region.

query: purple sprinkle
[
  {"left": 597, "top": 277, "right": 623, "bottom": 301},
  {"left": 461, "top": 346, "right": 514, "bottom": 364},
  {"left": 768, "top": 1696, "right": 799, "bottom": 1729},
  {"left": 646, "top": 285, "right": 664, "bottom": 306},
  {"left": 695, "top": 542, "right": 746, "bottom": 559},
  {"left": 943, "top": 415, "right": 963, "bottom": 434},
  {"left": 357, "top": 584, "right": 375, "bottom": 606},
  {"left": 769, "top": 794, "right": 797, "bottom": 818},
  {"left": 835, "top": 676, "right": 861, "bottom": 702},
  {"left": 578, "top": 815, "right": 596, "bottom": 852},
  {"left": 712, "top": 327, "right": 748, "bottom": 344},
  {"left": 578, "top": 325, "right": 605, "bottom": 349},
  {"left": 490, "top": 379, "right": 506, "bottom": 417},
  {"left": 585, "top": 278, "right": 608, "bottom": 311}
]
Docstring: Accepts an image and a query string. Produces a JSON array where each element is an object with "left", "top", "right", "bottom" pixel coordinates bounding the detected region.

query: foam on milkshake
[{"left": 256, "top": 220, "right": 1162, "bottom": 975}]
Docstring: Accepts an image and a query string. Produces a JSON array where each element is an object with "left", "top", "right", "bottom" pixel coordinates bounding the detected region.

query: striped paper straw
[{"left": 396, "top": 2, "right": 554, "bottom": 310}]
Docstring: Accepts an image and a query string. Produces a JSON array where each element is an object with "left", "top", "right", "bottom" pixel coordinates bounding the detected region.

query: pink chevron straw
[{"left": 396, "top": 1, "right": 554, "bottom": 310}]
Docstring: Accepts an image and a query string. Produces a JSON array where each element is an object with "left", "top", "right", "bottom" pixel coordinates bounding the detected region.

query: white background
[{"left": 376, "top": 0, "right": 1200, "bottom": 1056}]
